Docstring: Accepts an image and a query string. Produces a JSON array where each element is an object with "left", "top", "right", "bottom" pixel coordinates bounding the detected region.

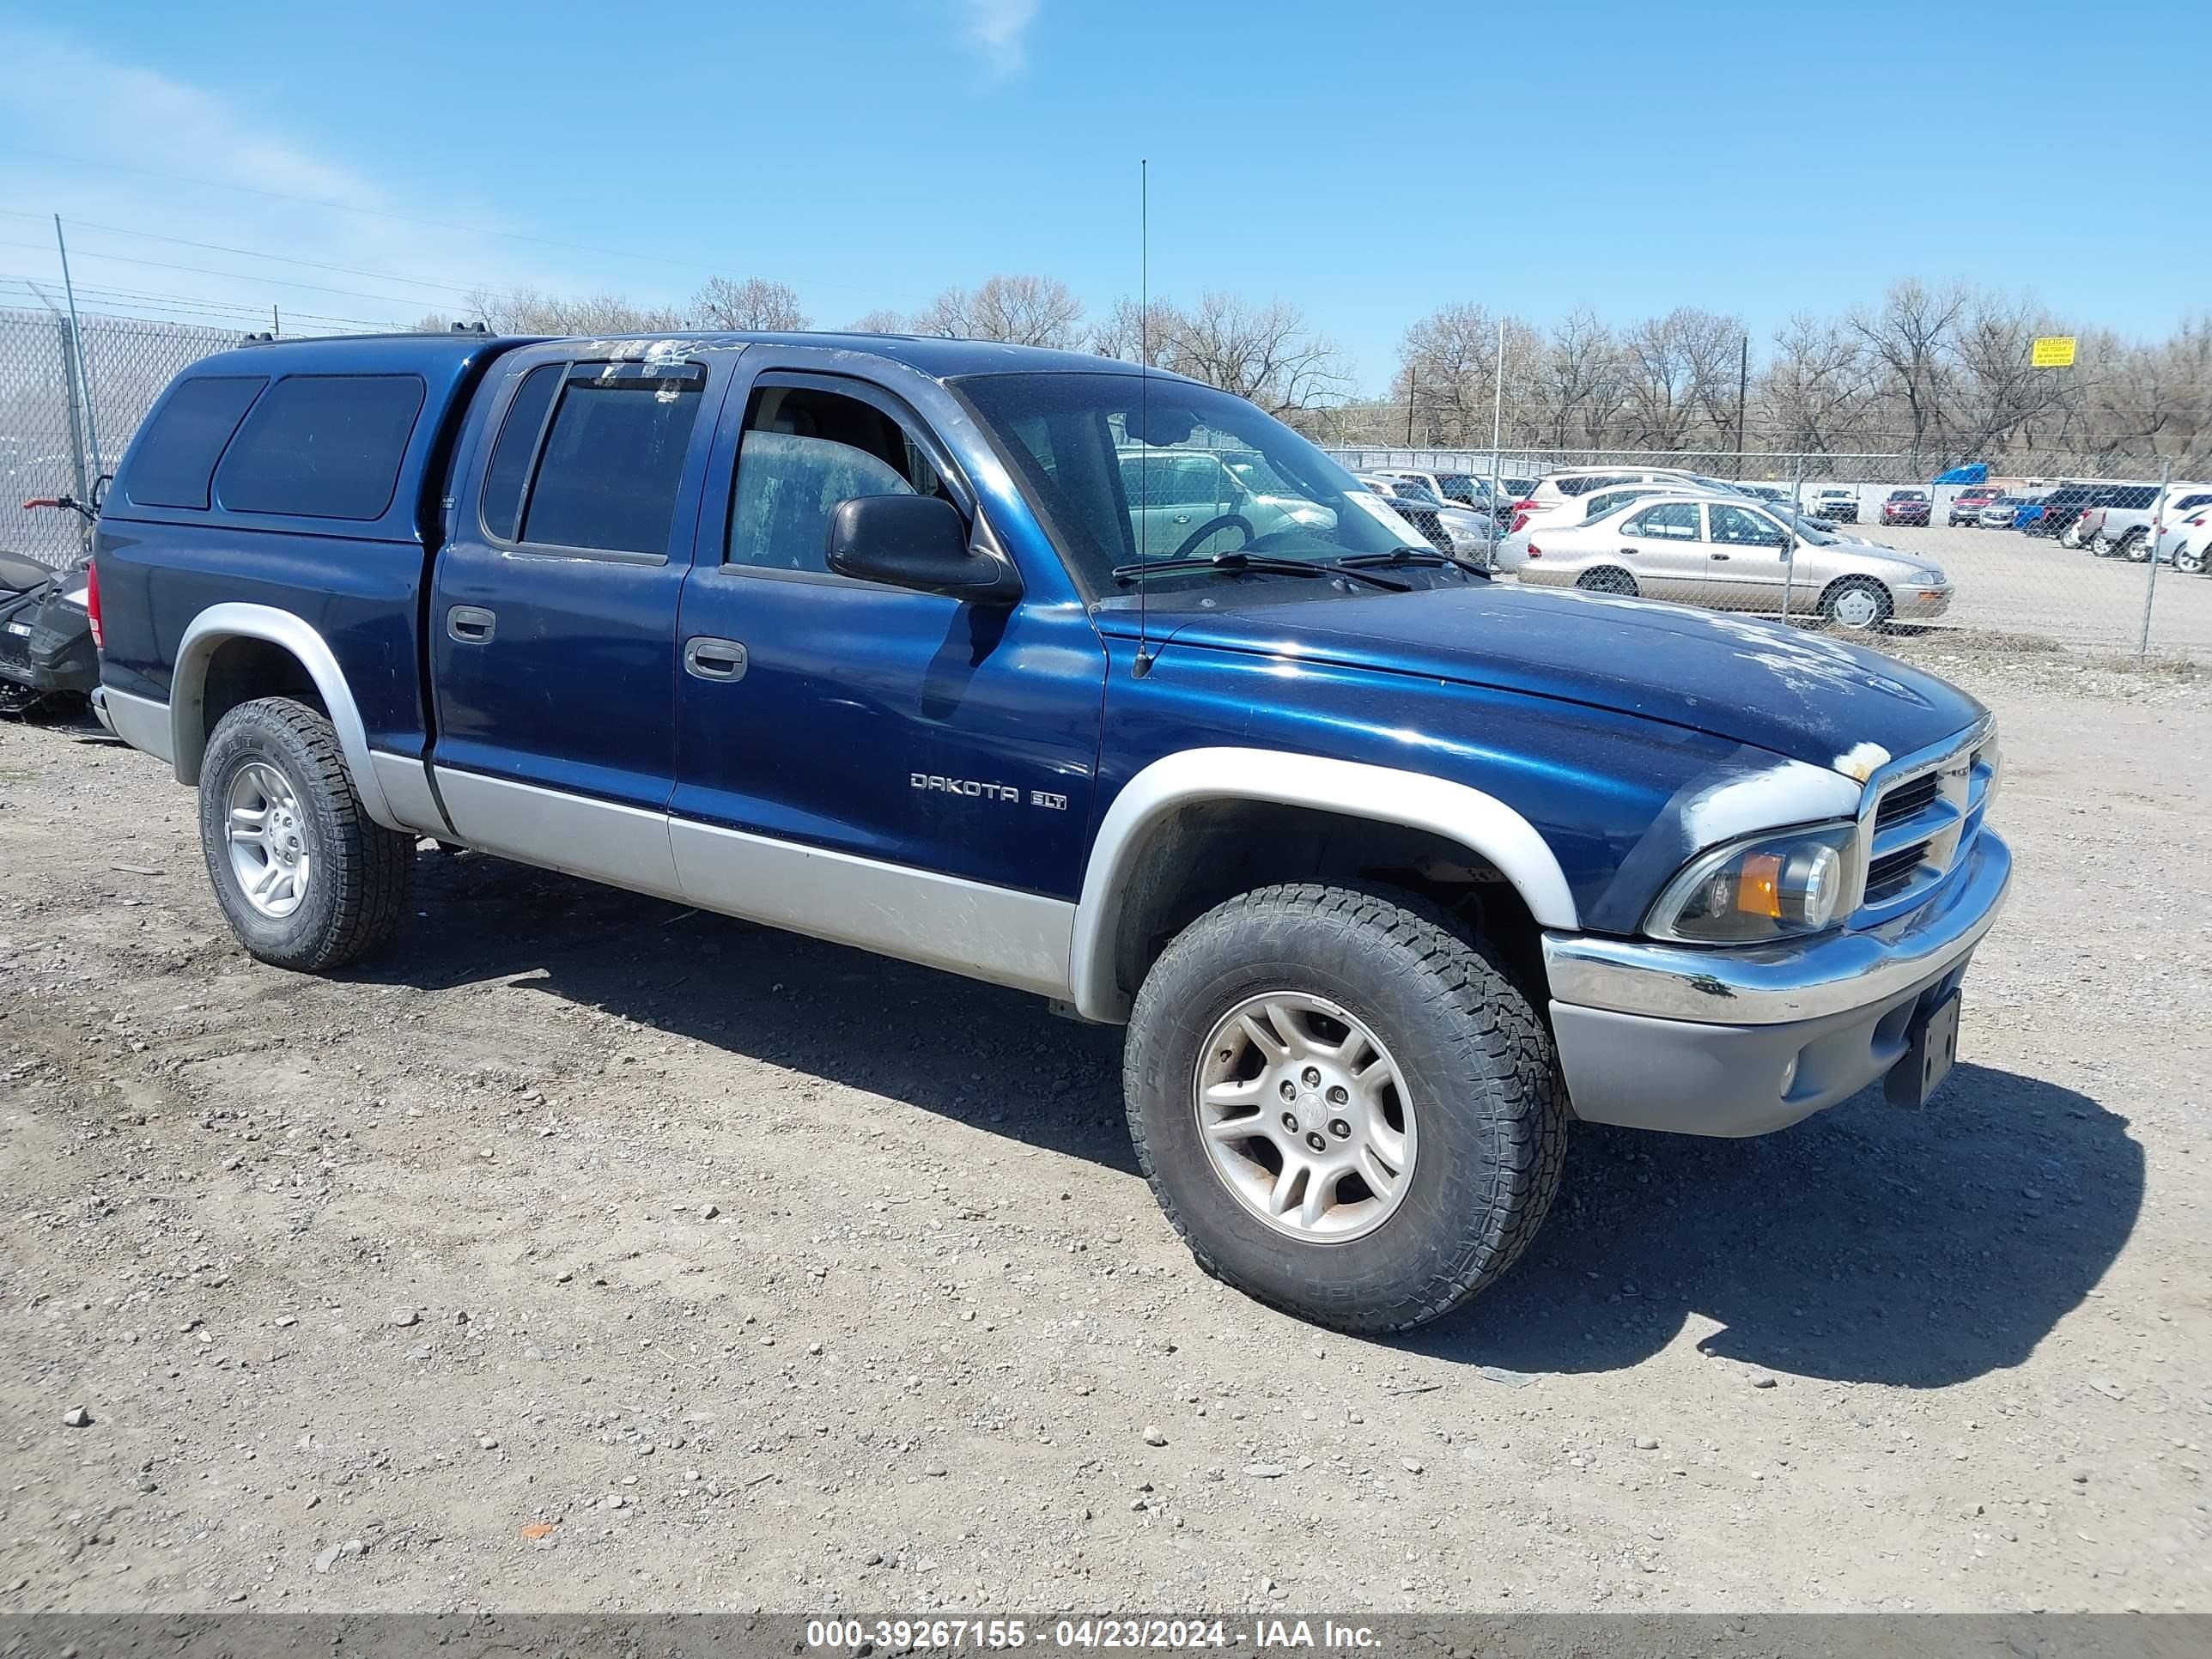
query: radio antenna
[{"left": 1133, "top": 157, "right": 1154, "bottom": 678}]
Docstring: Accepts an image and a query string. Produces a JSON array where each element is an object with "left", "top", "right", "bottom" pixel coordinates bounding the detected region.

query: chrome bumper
[
  {"left": 1544, "top": 830, "right": 2012, "bottom": 1026},
  {"left": 1540, "top": 832, "right": 2010, "bottom": 1137}
]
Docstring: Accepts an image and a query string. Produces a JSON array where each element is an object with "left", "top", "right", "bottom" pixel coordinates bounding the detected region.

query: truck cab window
[
  {"left": 726, "top": 385, "right": 948, "bottom": 574},
  {"left": 480, "top": 363, "right": 563, "bottom": 542},
  {"left": 519, "top": 364, "right": 705, "bottom": 556}
]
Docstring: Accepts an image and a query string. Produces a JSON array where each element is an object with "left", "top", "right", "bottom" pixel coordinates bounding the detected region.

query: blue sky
[{"left": 1, "top": 0, "right": 2203, "bottom": 389}]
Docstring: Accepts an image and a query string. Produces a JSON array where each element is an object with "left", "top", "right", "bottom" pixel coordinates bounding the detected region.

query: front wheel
[
  {"left": 1822, "top": 576, "right": 1893, "bottom": 631},
  {"left": 2119, "top": 529, "right": 2151, "bottom": 563},
  {"left": 198, "top": 696, "right": 415, "bottom": 971},
  {"left": 1123, "top": 884, "right": 1565, "bottom": 1334}
]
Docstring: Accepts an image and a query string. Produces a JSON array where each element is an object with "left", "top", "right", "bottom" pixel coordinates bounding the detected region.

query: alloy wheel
[{"left": 1194, "top": 992, "right": 1417, "bottom": 1243}]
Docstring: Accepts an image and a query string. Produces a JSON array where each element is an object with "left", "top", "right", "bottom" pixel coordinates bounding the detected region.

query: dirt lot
[{"left": 2, "top": 642, "right": 2208, "bottom": 1617}]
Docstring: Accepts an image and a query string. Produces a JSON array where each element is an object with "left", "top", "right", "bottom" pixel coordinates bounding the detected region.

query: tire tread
[{"left": 1125, "top": 882, "right": 1565, "bottom": 1334}]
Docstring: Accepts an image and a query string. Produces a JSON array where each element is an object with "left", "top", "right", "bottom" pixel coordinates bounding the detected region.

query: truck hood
[{"left": 1111, "top": 580, "right": 1984, "bottom": 774}]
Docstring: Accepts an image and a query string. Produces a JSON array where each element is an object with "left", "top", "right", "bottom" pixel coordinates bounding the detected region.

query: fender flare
[
  {"left": 1067, "top": 747, "right": 1579, "bottom": 1023},
  {"left": 170, "top": 603, "right": 402, "bottom": 831}
]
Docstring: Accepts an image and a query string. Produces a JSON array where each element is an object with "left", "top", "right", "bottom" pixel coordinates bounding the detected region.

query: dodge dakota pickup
[{"left": 89, "top": 330, "right": 2010, "bottom": 1333}]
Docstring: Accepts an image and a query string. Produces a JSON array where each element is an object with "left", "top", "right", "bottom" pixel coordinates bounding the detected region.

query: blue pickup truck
[{"left": 89, "top": 330, "right": 2009, "bottom": 1333}]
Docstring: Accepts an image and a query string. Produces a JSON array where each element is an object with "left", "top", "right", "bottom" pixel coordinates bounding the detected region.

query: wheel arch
[
  {"left": 1069, "top": 748, "right": 1578, "bottom": 1023},
  {"left": 171, "top": 603, "right": 401, "bottom": 830}
]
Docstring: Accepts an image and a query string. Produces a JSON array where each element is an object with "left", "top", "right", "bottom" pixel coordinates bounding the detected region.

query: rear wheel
[
  {"left": 1123, "top": 884, "right": 1565, "bottom": 1334},
  {"left": 198, "top": 696, "right": 415, "bottom": 972},
  {"left": 2177, "top": 540, "right": 2210, "bottom": 576},
  {"left": 0, "top": 679, "right": 46, "bottom": 719},
  {"left": 1822, "top": 576, "right": 1893, "bottom": 631},
  {"left": 2119, "top": 529, "right": 2151, "bottom": 563},
  {"left": 1577, "top": 567, "right": 1638, "bottom": 596}
]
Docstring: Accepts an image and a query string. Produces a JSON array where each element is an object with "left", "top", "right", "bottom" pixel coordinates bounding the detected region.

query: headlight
[
  {"left": 1920, "top": 565, "right": 1946, "bottom": 584},
  {"left": 1644, "top": 823, "right": 1858, "bottom": 944}
]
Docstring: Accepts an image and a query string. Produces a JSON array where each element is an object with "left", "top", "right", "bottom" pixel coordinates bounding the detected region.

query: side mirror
[{"left": 826, "top": 495, "right": 1022, "bottom": 604}]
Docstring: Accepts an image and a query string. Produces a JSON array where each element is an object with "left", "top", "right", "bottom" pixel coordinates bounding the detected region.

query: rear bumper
[{"left": 1542, "top": 830, "right": 2010, "bottom": 1136}]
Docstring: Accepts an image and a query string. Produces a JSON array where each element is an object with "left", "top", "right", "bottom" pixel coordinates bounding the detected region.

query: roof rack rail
[
  {"left": 450, "top": 320, "right": 489, "bottom": 334},
  {"left": 240, "top": 331, "right": 275, "bottom": 345}
]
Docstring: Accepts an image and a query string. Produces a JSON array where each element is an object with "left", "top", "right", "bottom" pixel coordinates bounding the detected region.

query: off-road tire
[
  {"left": 1123, "top": 883, "right": 1566, "bottom": 1334},
  {"left": 198, "top": 696, "right": 414, "bottom": 971}
]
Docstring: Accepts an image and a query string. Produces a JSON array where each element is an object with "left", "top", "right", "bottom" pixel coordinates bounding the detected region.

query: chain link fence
[
  {"left": 3, "top": 302, "right": 2208, "bottom": 659},
  {"left": 1325, "top": 445, "right": 2212, "bottom": 660},
  {"left": 1, "top": 304, "right": 246, "bottom": 568}
]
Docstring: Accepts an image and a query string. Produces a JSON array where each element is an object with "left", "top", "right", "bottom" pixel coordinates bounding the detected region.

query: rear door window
[
  {"left": 124, "top": 376, "right": 267, "bottom": 509},
  {"left": 1623, "top": 501, "right": 1701, "bottom": 539},
  {"left": 216, "top": 374, "right": 425, "bottom": 520},
  {"left": 520, "top": 363, "right": 708, "bottom": 556},
  {"left": 479, "top": 363, "right": 565, "bottom": 543}
]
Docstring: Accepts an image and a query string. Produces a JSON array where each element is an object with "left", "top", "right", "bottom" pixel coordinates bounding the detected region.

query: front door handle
[
  {"left": 684, "top": 636, "right": 749, "bottom": 682},
  {"left": 447, "top": 605, "right": 496, "bottom": 643}
]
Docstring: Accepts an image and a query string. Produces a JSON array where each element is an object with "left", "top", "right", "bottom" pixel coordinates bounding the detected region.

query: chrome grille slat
[{"left": 1850, "top": 717, "right": 1998, "bottom": 926}]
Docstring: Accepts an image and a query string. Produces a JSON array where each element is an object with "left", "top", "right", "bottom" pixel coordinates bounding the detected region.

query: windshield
[
  {"left": 957, "top": 372, "right": 1423, "bottom": 591},
  {"left": 1891, "top": 489, "right": 1926, "bottom": 501}
]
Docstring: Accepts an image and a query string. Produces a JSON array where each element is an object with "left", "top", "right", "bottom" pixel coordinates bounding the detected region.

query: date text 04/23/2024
[{"left": 803, "top": 1619, "right": 1381, "bottom": 1650}]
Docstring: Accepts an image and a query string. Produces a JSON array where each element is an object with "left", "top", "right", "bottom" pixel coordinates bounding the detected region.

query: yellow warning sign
[{"left": 2032, "top": 336, "right": 2076, "bottom": 368}]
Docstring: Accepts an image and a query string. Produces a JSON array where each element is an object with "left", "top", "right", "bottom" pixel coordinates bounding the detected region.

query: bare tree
[
  {"left": 459, "top": 285, "right": 684, "bottom": 335},
  {"left": 1091, "top": 296, "right": 1181, "bottom": 367},
  {"left": 1159, "top": 292, "right": 1347, "bottom": 417},
  {"left": 1849, "top": 279, "right": 1969, "bottom": 469},
  {"left": 1620, "top": 308, "right": 1739, "bottom": 450},
  {"left": 1528, "top": 308, "right": 1625, "bottom": 449},
  {"left": 1760, "top": 315, "right": 1871, "bottom": 453},
  {"left": 913, "top": 275, "right": 1084, "bottom": 348},
  {"left": 690, "top": 276, "right": 808, "bottom": 331},
  {"left": 844, "top": 308, "right": 908, "bottom": 334}
]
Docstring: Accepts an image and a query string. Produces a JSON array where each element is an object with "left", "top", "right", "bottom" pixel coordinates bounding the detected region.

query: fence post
[
  {"left": 1781, "top": 453, "right": 1805, "bottom": 623},
  {"left": 54, "top": 315, "right": 91, "bottom": 520},
  {"left": 2137, "top": 459, "right": 2170, "bottom": 659}
]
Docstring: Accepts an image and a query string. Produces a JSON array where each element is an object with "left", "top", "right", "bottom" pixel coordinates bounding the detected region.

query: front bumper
[
  {"left": 1541, "top": 830, "right": 2011, "bottom": 1136},
  {"left": 1890, "top": 582, "right": 1954, "bottom": 619}
]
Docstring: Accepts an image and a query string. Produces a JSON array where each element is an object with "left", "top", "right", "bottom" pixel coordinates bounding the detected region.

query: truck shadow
[
  {"left": 362, "top": 848, "right": 2142, "bottom": 1391},
  {"left": 1407, "top": 1062, "right": 2141, "bottom": 1388}
]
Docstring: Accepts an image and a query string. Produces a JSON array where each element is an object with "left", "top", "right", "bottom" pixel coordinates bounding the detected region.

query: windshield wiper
[
  {"left": 1336, "top": 545, "right": 1492, "bottom": 579},
  {"left": 1110, "top": 550, "right": 1410, "bottom": 592}
]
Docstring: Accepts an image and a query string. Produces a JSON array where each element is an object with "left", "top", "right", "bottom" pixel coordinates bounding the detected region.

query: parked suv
[
  {"left": 88, "top": 331, "right": 2011, "bottom": 1335},
  {"left": 2077, "top": 484, "right": 2212, "bottom": 562},
  {"left": 1812, "top": 488, "right": 1860, "bottom": 523},
  {"left": 1881, "top": 489, "right": 1931, "bottom": 526}
]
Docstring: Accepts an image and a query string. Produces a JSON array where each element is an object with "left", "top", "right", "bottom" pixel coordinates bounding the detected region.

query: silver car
[{"left": 1511, "top": 493, "right": 1954, "bottom": 629}]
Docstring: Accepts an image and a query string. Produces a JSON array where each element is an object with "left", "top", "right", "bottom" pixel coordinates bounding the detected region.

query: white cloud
[
  {"left": 957, "top": 0, "right": 1040, "bottom": 78},
  {"left": 0, "top": 27, "right": 674, "bottom": 333}
]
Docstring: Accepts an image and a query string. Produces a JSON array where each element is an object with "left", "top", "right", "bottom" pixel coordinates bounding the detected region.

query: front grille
[
  {"left": 1863, "top": 845, "right": 1926, "bottom": 903},
  {"left": 1854, "top": 720, "right": 1998, "bottom": 923},
  {"left": 1873, "top": 771, "right": 1939, "bottom": 830}
]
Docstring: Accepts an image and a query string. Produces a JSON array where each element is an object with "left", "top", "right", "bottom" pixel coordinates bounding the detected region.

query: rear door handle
[
  {"left": 447, "top": 605, "right": 496, "bottom": 643},
  {"left": 684, "top": 636, "right": 748, "bottom": 682},
  {"left": 1711, "top": 552, "right": 1731, "bottom": 561}
]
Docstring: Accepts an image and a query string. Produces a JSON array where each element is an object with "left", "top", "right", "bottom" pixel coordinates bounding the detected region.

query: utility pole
[
  {"left": 52, "top": 216, "right": 103, "bottom": 475},
  {"left": 1406, "top": 367, "right": 1416, "bottom": 448},
  {"left": 1735, "top": 331, "right": 1750, "bottom": 477}
]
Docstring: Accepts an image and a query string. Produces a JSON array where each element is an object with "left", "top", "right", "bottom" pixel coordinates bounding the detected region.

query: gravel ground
[{"left": 0, "top": 645, "right": 2206, "bottom": 1616}]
